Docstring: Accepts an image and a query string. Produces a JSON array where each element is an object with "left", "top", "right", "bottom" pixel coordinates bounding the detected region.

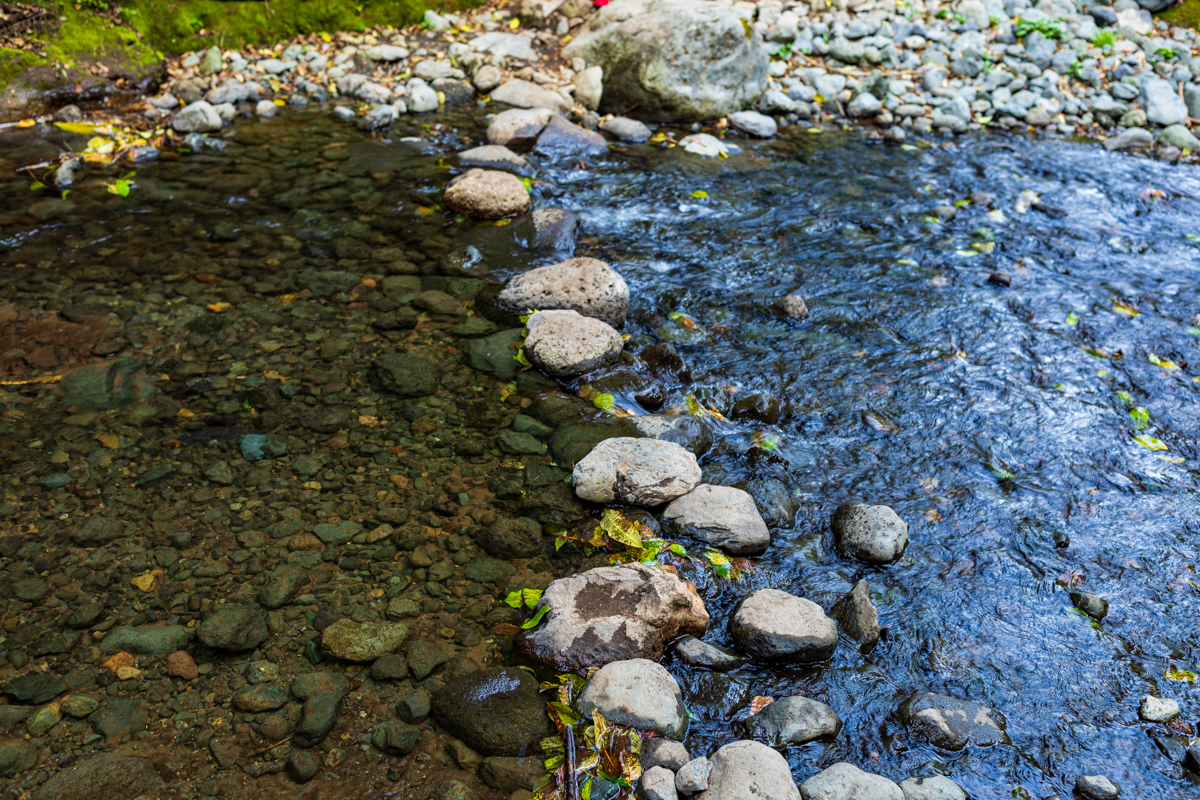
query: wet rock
[
  {"left": 663, "top": 484, "right": 770, "bottom": 555},
  {"left": 100, "top": 625, "right": 193, "bottom": 655},
  {"left": 535, "top": 115, "right": 608, "bottom": 155},
  {"left": 644, "top": 739, "right": 691, "bottom": 772},
  {"left": 458, "top": 144, "right": 528, "bottom": 172},
  {"left": 1075, "top": 775, "right": 1120, "bottom": 800},
  {"left": 745, "top": 696, "right": 842, "bottom": 746},
  {"left": 730, "top": 393, "right": 781, "bottom": 424},
  {"left": 260, "top": 564, "right": 309, "bottom": 609},
  {"left": 431, "top": 667, "right": 551, "bottom": 756},
  {"left": 696, "top": 740, "right": 800, "bottom": 800},
  {"left": 172, "top": 100, "right": 223, "bottom": 133},
  {"left": 987, "top": 270, "right": 1011, "bottom": 288},
  {"left": 573, "top": 437, "right": 701, "bottom": 506},
  {"left": 1139, "top": 695, "right": 1180, "bottom": 722},
  {"left": 673, "top": 635, "right": 744, "bottom": 671},
  {"left": 209, "top": 738, "right": 241, "bottom": 768},
  {"left": 487, "top": 107, "right": 555, "bottom": 145},
  {"left": 320, "top": 619, "right": 408, "bottom": 662},
  {"left": 516, "top": 562, "right": 709, "bottom": 671},
  {"left": 563, "top": 0, "right": 769, "bottom": 121},
  {"left": 374, "top": 721, "right": 422, "bottom": 755},
  {"left": 1069, "top": 589, "right": 1108, "bottom": 621},
  {"left": 0, "top": 707, "right": 32, "bottom": 733},
  {"left": 500, "top": 428, "right": 547, "bottom": 455},
  {"left": 497, "top": 257, "right": 630, "bottom": 327},
  {"left": 577, "top": 658, "right": 688, "bottom": 740},
  {"left": 435, "top": 779, "right": 481, "bottom": 800},
  {"left": 34, "top": 753, "right": 164, "bottom": 800},
  {"left": 832, "top": 501, "right": 909, "bottom": 564},
  {"left": 676, "top": 757, "right": 710, "bottom": 794},
  {"left": 298, "top": 269, "right": 359, "bottom": 297},
  {"left": 90, "top": 696, "right": 146, "bottom": 740},
  {"left": 731, "top": 589, "right": 838, "bottom": 663},
  {"left": 473, "top": 65, "right": 503, "bottom": 93},
  {"left": 738, "top": 478, "right": 800, "bottom": 530},
  {"left": 478, "top": 517, "right": 543, "bottom": 558},
  {"left": 370, "top": 653, "right": 409, "bottom": 681},
  {"left": 527, "top": 207, "right": 580, "bottom": 252},
  {"left": 898, "top": 692, "right": 1009, "bottom": 750},
  {"left": 398, "top": 688, "right": 432, "bottom": 723},
  {"left": 408, "top": 639, "right": 454, "bottom": 679},
  {"left": 1102, "top": 127, "right": 1154, "bottom": 152},
  {"left": 60, "top": 695, "right": 99, "bottom": 718},
  {"left": 630, "top": 415, "right": 712, "bottom": 456},
  {"left": 548, "top": 418, "right": 642, "bottom": 466},
  {"left": 433, "top": 78, "right": 475, "bottom": 104},
  {"left": 233, "top": 683, "right": 288, "bottom": 712},
  {"left": 524, "top": 310, "right": 624, "bottom": 379},
  {"left": 72, "top": 517, "right": 129, "bottom": 546},
  {"left": 0, "top": 739, "right": 36, "bottom": 777},
  {"left": 287, "top": 749, "right": 322, "bottom": 783},
  {"left": 464, "top": 556, "right": 516, "bottom": 584},
  {"left": 6, "top": 672, "right": 67, "bottom": 704},
  {"left": 291, "top": 672, "right": 350, "bottom": 748},
  {"left": 897, "top": 775, "right": 968, "bottom": 800},
  {"left": 491, "top": 79, "right": 571, "bottom": 115},
  {"left": 444, "top": 169, "right": 532, "bottom": 219},
  {"left": 27, "top": 706, "right": 61, "bottom": 736},
  {"left": 375, "top": 353, "right": 443, "bottom": 397},
  {"left": 775, "top": 294, "right": 809, "bottom": 319},
  {"left": 462, "top": 329, "right": 525, "bottom": 380},
  {"left": 602, "top": 116, "right": 653, "bottom": 142},
  {"left": 800, "top": 762, "right": 902, "bottom": 800},
  {"left": 640, "top": 766, "right": 679, "bottom": 800},
  {"left": 728, "top": 111, "right": 778, "bottom": 138},
  {"left": 574, "top": 65, "right": 604, "bottom": 110},
  {"left": 830, "top": 579, "right": 880, "bottom": 649},
  {"left": 198, "top": 604, "right": 269, "bottom": 652},
  {"left": 478, "top": 756, "right": 545, "bottom": 792}
]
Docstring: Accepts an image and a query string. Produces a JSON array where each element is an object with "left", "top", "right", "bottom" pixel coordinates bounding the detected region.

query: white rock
[
  {"left": 641, "top": 766, "right": 680, "bottom": 800},
  {"left": 524, "top": 310, "right": 624, "bottom": 379},
  {"left": 728, "top": 110, "right": 778, "bottom": 137},
  {"left": 696, "top": 740, "right": 800, "bottom": 800},
  {"left": 576, "top": 659, "right": 688, "bottom": 740},
  {"left": 662, "top": 484, "right": 770, "bottom": 555},
  {"left": 497, "top": 256, "right": 629, "bottom": 327},
  {"left": 573, "top": 437, "right": 701, "bottom": 506},
  {"left": 800, "top": 763, "right": 903, "bottom": 800},
  {"left": 898, "top": 775, "right": 968, "bottom": 800},
  {"left": 255, "top": 99, "right": 278, "bottom": 118},
  {"left": 408, "top": 82, "right": 440, "bottom": 113},
  {"left": 574, "top": 66, "right": 604, "bottom": 110},
  {"left": 679, "top": 133, "right": 740, "bottom": 158},
  {"left": 486, "top": 107, "right": 555, "bottom": 145},
  {"left": 731, "top": 588, "right": 838, "bottom": 662},
  {"left": 469, "top": 32, "right": 539, "bottom": 61},
  {"left": 492, "top": 79, "right": 572, "bottom": 114},
  {"left": 171, "top": 101, "right": 223, "bottom": 133},
  {"left": 1139, "top": 695, "right": 1180, "bottom": 722},
  {"left": 676, "top": 758, "right": 711, "bottom": 794}
]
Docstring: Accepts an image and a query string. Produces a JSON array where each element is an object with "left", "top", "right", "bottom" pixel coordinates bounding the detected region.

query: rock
[
  {"left": 1069, "top": 589, "right": 1108, "bottom": 621},
  {"left": 375, "top": 353, "right": 442, "bottom": 397},
  {"left": 365, "top": 44, "right": 409, "bottom": 61},
  {"left": 0, "top": 739, "right": 36, "bottom": 777},
  {"left": 527, "top": 207, "right": 580, "bottom": 252},
  {"left": 1139, "top": 695, "right": 1180, "bottom": 722},
  {"left": 832, "top": 502, "right": 909, "bottom": 564},
  {"left": 1157, "top": 124, "right": 1200, "bottom": 151},
  {"left": 516, "top": 562, "right": 709, "bottom": 671},
  {"left": 563, "top": 0, "right": 769, "bottom": 121},
  {"left": 478, "top": 517, "right": 543, "bottom": 558},
  {"left": 730, "top": 393, "right": 780, "bottom": 424},
  {"left": 728, "top": 110, "right": 778, "bottom": 138},
  {"left": 197, "top": 604, "right": 269, "bottom": 652},
  {"left": 445, "top": 169, "right": 531, "bottom": 219},
  {"left": 398, "top": 688, "right": 432, "bottom": 723},
  {"left": 799, "top": 763, "right": 903, "bottom": 800},
  {"left": 287, "top": 749, "right": 322, "bottom": 783},
  {"left": 898, "top": 692, "right": 1009, "bottom": 750},
  {"left": 408, "top": 81, "right": 440, "bottom": 113},
  {"left": 644, "top": 739, "right": 691, "bottom": 772},
  {"left": 491, "top": 79, "right": 571, "bottom": 115},
  {"left": 602, "top": 116, "right": 653, "bottom": 142},
  {"left": 1075, "top": 775, "right": 1120, "bottom": 800},
  {"left": 291, "top": 672, "right": 350, "bottom": 748},
  {"left": 172, "top": 101, "right": 223, "bottom": 133},
  {"left": 497, "top": 257, "right": 629, "bottom": 327},
  {"left": 776, "top": 294, "right": 808, "bottom": 318},
  {"left": 473, "top": 64, "right": 504, "bottom": 93},
  {"left": 34, "top": 753, "right": 164, "bottom": 800},
  {"left": 737, "top": 478, "right": 800, "bottom": 530},
  {"left": 260, "top": 564, "right": 309, "bottom": 609},
  {"left": 640, "top": 766, "right": 679, "bottom": 800},
  {"left": 462, "top": 329, "right": 525, "bottom": 380},
  {"left": 673, "top": 635, "right": 744, "bottom": 670},
  {"left": 575, "top": 66, "right": 604, "bottom": 110},
  {"left": 679, "top": 133, "right": 737, "bottom": 158},
  {"left": 745, "top": 696, "right": 841, "bottom": 746},
  {"left": 695, "top": 740, "right": 800, "bottom": 800},
  {"left": 478, "top": 756, "right": 545, "bottom": 792},
  {"left": 6, "top": 673, "right": 66, "bottom": 705},
  {"left": 469, "top": 31, "right": 539, "bottom": 61},
  {"left": 1140, "top": 78, "right": 1188, "bottom": 127},
  {"left": 830, "top": 579, "right": 880, "bottom": 649},
  {"left": 536, "top": 114, "right": 608, "bottom": 155},
  {"left": 676, "top": 757, "right": 710, "bottom": 794},
  {"left": 166, "top": 650, "right": 199, "bottom": 680},
  {"left": 435, "top": 779, "right": 481, "bottom": 800},
  {"left": 256, "top": 99, "right": 278, "bottom": 118},
  {"left": 99, "top": 625, "right": 194, "bottom": 655},
  {"left": 576, "top": 659, "right": 688, "bottom": 740},
  {"left": 320, "top": 619, "right": 408, "bottom": 662},
  {"left": 431, "top": 668, "right": 551, "bottom": 756},
  {"left": 60, "top": 695, "right": 100, "bottom": 718},
  {"left": 72, "top": 517, "right": 128, "bottom": 546},
  {"left": 459, "top": 145, "right": 528, "bottom": 172},
  {"left": 897, "top": 775, "right": 968, "bottom": 800},
  {"left": 628, "top": 415, "right": 712, "bottom": 456},
  {"left": 524, "top": 310, "right": 624, "bottom": 379},
  {"left": 573, "top": 437, "right": 701, "bottom": 506},
  {"left": 233, "top": 684, "right": 288, "bottom": 712},
  {"left": 730, "top": 589, "right": 838, "bottom": 662},
  {"left": 662, "top": 484, "right": 770, "bottom": 555},
  {"left": 847, "top": 92, "right": 882, "bottom": 118},
  {"left": 487, "top": 107, "right": 554, "bottom": 145},
  {"left": 1102, "top": 127, "right": 1154, "bottom": 151}
]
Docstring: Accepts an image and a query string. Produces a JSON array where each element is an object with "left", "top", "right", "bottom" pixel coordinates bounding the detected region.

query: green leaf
[
  {"left": 29, "top": 181, "right": 45, "bottom": 192},
  {"left": 60, "top": 189, "right": 70, "bottom": 200},
  {"left": 1132, "top": 433, "right": 1167, "bottom": 451},
  {"left": 592, "top": 393, "right": 615, "bottom": 412},
  {"left": 541, "top": 736, "right": 564, "bottom": 751},
  {"left": 514, "top": 347, "right": 533, "bottom": 368},
  {"left": 986, "top": 461, "right": 1015, "bottom": 481},
  {"left": 1066, "top": 312, "right": 1079, "bottom": 326},
  {"left": 504, "top": 591, "right": 524, "bottom": 609},
  {"left": 1116, "top": 391, "right": 1133, "bottom": 404},
  {"left": 689, "top": 190, "right": 708, "bottom": 199},
  {"left": 521, "top": 603, "right": 551, "bottom": 629},
  {"left": 1187, "top": 327, "right": 1200, "bottom": 336},
  {"left": 547, "top": 700, "right": 580, "bottom": 725},
  {"left": 1129, "top": 407, "right": 1149, "bottom": 430},
  {"left": 581, "top": 777, "right": 592, "bottom": 800},
  {"left": 522, "top": 588, "right": 543, "bottom": 609},
  {"left": 106, "top": 179, "right": 133, "bottom": 197},
  {"left": 668, "top": 543, "right": 688, "bottom": 557},
  {"left": 521, "top": 176, "right": 534, "bottom": 194},
  {"left": 555, "top": 536, "right": 567, "bottom": 551},
  {"left": 544, "top": 754, "right": 564, "bottom": 771},
  {"left": 1166, "top": 666, "right": 1196, "bottom": 681}
]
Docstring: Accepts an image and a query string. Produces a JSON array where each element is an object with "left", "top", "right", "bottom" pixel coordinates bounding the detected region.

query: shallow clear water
[{"left": 3, "top": 108, "right": 1200, "bottom": 798}]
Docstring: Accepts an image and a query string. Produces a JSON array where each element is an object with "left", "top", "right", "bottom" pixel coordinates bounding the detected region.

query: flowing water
[{"left": 2, "top": 108, "right": 1199, "bottom": 799}]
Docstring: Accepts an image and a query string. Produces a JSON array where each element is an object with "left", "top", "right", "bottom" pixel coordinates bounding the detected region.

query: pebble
[
  {"left": 675, "top": 757, "right": 711, "bottom": 794},
  {"left": 1075, "top": 775, "right": 1120, "bottom": 800},
  {"left": 640, "top": 766, "right": 680, "bottom": 800},
  {"left": 1139, "top": 695, "right": 1180, "bottom": 722},
  {"left": 831, "top": 501, "right": 909, "bottom": 564}
]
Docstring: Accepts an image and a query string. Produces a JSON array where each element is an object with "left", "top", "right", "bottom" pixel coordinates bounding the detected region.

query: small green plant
[
  {"left": 1015, "top": 17, "right": 1065, "bottom": 39},
  {"left": 1068, "top": 60, "right": 1084, "bottom": 79},
  {"left": 988, "top": 13, "right": 1004, "bottom": 26},
  {"left": 935, "top": 8, "right": 949, "bottom": 18},
  {"left": 1155, "top": 46, "right": 1177, "bottom": 59},
  {"left": 1092, "top": 30, "right": 1115, "bottom": 48}
]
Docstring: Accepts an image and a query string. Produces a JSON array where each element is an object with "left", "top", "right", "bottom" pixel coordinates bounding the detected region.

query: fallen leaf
[
  {"left": 97, "top": 434, "right": 119, "bottom": 449},
  {"left": 747, "top": 696, "right": 775, "bottom": 716},
  {"left": 207, "top": 302, "right": 233, "bottom": 313}
]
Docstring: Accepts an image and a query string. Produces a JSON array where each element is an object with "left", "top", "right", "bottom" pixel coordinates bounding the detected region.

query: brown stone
[
  {"left": 166, "top": 650, "right": 198, "bottom": 680},
  {"left": 443, "top": 169, "right": 531, "bottom": 219}
]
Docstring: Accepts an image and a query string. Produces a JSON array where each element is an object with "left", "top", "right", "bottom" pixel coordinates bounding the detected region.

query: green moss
[
  {"left": 1160, "top": 0, "right": 1200, "bottom": 31},
  {"left": 43, "top": 1, "right": 160, "bottom": 68}
]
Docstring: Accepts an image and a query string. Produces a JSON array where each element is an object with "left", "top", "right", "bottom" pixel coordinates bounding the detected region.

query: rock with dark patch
[
  {"left": 478, "top": 756, "right": 546, "bottom": 792},
  {"left": 6, "top": 673, "right": 67, "bottom": 705},
  {"left": 375, "top": 353, "right": 443, "bottom": 397},
  {"left": 516, "top": 562, "right": 709, "bottom": 671},
  {"left": 198, "top": 604, "right": 269, "bottom": 652},
  {"left": 898, "top": 693, "right": 1009, "bottom": 751},
  {"left": 799, "top": 762, "right": 902, "bottom": 800},
  {"left": 662, "top": 484, "right": 771, "bottom": 556},
  {"left": 695, "top": 740, "right": 800, "bottom": 800},
  {"left": 630, "top": 414, "right": 712, "bottom": 456},
  {"left": 576, "top": 658, "right": 688, "bottom": 740},
  {"left": 673, "top": 635, "right": 744, "bottom": 671},
  {"left": 444, "top": 169, "right": 532, "bottom": 219},
  {"left": 519, "top": 482, "right": 593, "bottom": 527},
  {"left": 496, "top": 257, "right": 629, "bottom": 327},
  {"left": 1069, "top": 589, "right": 1109, "bottom": 621},
  {"left": 431, "top": 667, "right": 551, "bottom": 756},
  {"left": 731, "top": 589, "right": 838, "bottom": 663},
  {"left": 34, "top": 753, "right": 164, "bottom": 800},
  {"left": 572, "top": 437, "right": 701, "bottom": 507},
  {"left": 744, "top": 696, "right": 841, "bottom": 746},
  {"left": 830, "top": 579, "right": 880, "bottom": 650},
  {"left": 548, "top": 418, "right": 640, "bottom": 466},
  {"left": 477, "top": 517, "right": 543, "bottom": 559},
  {"left": 831, "top": 501, "right": 909, "bottom": 564},
  {"left": 89, "top": 697, "right": 146, "bottom": 741}
]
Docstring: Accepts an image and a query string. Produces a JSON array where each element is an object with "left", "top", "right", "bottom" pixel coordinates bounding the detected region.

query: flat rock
[
  {"left": 487, "top": 107, "right": 554, "bottom": 145},
  {"left": 898, "top": 692, "right": 1009, "bottom": 750},
  {"left": 1102, "top": 127, "right": 1154, "bottom": 151},
  {"left": 576, "top": 658, "right": 688, "bottom": 740},
  {"left": 197, "top": 604, "right": 268, "bottom": 652},
  {"left": 695, "top": 740, "right": 800, "bottom": 800},
  {"left": 34, "top": 753, "right": 164, "bottom": 800},
  {"left": 799, "top": 762, "right": 903, "bottom": 800},
  {"left": 497, "top": 256, "right": 629, "bottom": 327},
  {"left": 491, "top": 79, "right": 571, "bottom": 115},
  {"left": 897, "top": 775, "right": 968, "bottom": 800},
  {"left": 662, "top": 484, "right": 770, "bottom": 555},
  {"left": 458, "top": 144, "right": 528, "bottom": 172},
  {"left": 746, "top": 696, "right": 842, "bottom": 746},
  {"left": 375, "top": 353, "right": 443, "bottom": 396},
  {"left": 673, "top": 635, "right": 744, "bottom": 671},
  {"left": 524, "top": 310, "right": 624, "bottom": 379},
  {"left": 98, "top": 625, "right": 194, "bottom": 655},
  {"left": 602, "top": 116, "right": 653, "bottom": 142},
  {"left": 573, "top": 437, "right": 701, "bottom": 506},
  {"left": 320, "top": 619, "right": 408, "bottom": 662},
  {"left": 731, "top": 589, "right": 838, "bottom": 662},
  {"left": 444, "top": 169, "right": 531, "bottom": 219},
  {"left": 728, "top": 110, "right": 778, "bottom": 138},
  {"left": 431, "top": 667, "right": 551, "bottom": 756},
  {"left": 832, "top": 501, "right": 909, "bottom": 564},
  {"left": 830, "top": 579, "right": 880, "bottom": 649},
  {"left": 515, "top": 562, "right": 709, "bottom": 671},
  {"left": 469, "top": 32, "right": 539, "bottom": 61},
  {"left": 535, "top": 115, "right": 608, "bottom": 155}
]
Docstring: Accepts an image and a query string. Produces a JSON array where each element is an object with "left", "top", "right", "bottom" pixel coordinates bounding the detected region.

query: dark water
[{"left": 3, "top": 108, "right": 1200, "bottom": 799}]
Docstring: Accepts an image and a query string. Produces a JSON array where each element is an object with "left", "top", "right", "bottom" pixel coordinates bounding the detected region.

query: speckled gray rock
[
  {"left": 1075, "top": 775, "right": 1120, "bottom": 800},
  {"left": 602, "top": 116, "right": 653, "bottom": 142},
  {"left": 491, "top": 79, "right": 571, "bottom": 114},
  {"left": 319, "top": 619, "right": 408, "bottom": 662},
  {"left": 676, "top": 757, "right": 711, "bottom": 794},
  {"left": 172, "top": 100, "right": 223, "bottom": 133},
  {"left": 1141, "top": 78, "right": 1188, "bottom": 127},
  {"left": 576, "top": 658, "right": 688, "bottom": 740},
  {"left": 629, "top": 415, "right": 713, "bottom": 456},
  {"left": 573, "top": 437, "right": 701, "bottom": 506},
  {"left": 695, "top": 740, "right": 800, "bottom": 800},
  {"left": 898, "top": 775, "right": 968, "bottom": 800},
  {"left": 1139, "top": 695, "right": 1180, "bottom": 722},
  {"left": 662, "top": 484, "right": 770, "bottom": 555},
  {"left": 1103, "top": 127, "right": 1154, "bottom": 151},
  {"left": 458, "top": 145, "right": 528, "bottom": 172},
  {"left": 640, "top": 766, "right": 679, "bottom": 800},
  {"left": 486, "top": 107, "right": 554, "bottom": 145},
  {"left": 673, "top": 635, "right": 744, "bottom": 671},
  {"left": 830, "top": 579, "right": 880, "bottom": 649},
  {"left": 731, "top": 589, "right": 838, "bottom": 662},
  {"left": 643, "top": 739, "right": 690, "bottom": 772},
  {"left": 898, "top": 693, "right": 1010, "bottom": 750},
  {"left": 728, "top": 110, "right": 778, "bottom": 138},
  {"left": 515, "top": 562, "right": 709, "bottom": 671},
  {"left": 444, "top": 169, "right": 531, "bottom": 219},
  {"left": 497, "top": 257, "right": 630, "bottom": 327},
  {"left": 745, "top": 696, "right": 842, "bottom": 746},
  {"left": 34, "top": 753, "right": 165, "bottom": 800},
  {"left": 831, "top": 501, "right": 909, "bottom": 564},
  {"left": 523, "top": 310, "right": 624, "bottom": 379},
  {"left": 800, "top": 763, "right": 902, "bottom": 800}
]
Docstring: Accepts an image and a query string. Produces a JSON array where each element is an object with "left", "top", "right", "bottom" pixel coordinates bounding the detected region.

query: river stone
[
  {"left": 897, "top": 775, "right": 968, "bottom": 800},
  {"left": 487, "top": 107, "right": 555, "bottom": 145},
  {"left": 431, "top": 667, "right": 550, "bottom": 756},
  {"left": 644, "top": 739, "right": 690, "bottom": 771},
  {"left": 602, "top": 116, "right": 653, "bottom": 142},
  {"left": 444, "top": 169, "right": 532, "bottom": 219},
  {"left": 800, "top": 762, "right": 902, "bottom": 800},
  {"left": 731, "top": 589, "right": 838, "bottom": 662},
  {"left": 0, "top": 739, "right": 36, "bottom": 777},
  {"left": 1139, "top": 695, "right": 1180, "bottom": 722},
  {"left": 375, "top": 353, "right": 442, "bottom": 397},
  {"left": 563, "top": 0, "right": 769, "bottom": 121},
  {"left": 640, "top": 765, "right": 678, "bottom": 800},
  {"left": 573, "top": 437, "right": 701, "bottom": 506},
  {"left": 673, "top": 635, "right": 745, "bottom": 671},
  {"left": 233, "top": 684, "right": 288, "bottom": 712},
  {"left": 320, "top": 619, "right": 408, "bottom": 662},
  {"left": 469, "top": 31, "right": 539, "bottom": 60},
  {"left": 745, "top": 696, "right": 842, "bottom": 746},
  {"left": 662, "top": 484, "right": 770, "bottom": 555},
  {"left": 98, "top": 625, "right": 194, "bottom": 655},
  {"left": 478, "top": 756, "right": 545, "bottom": 792},
  {"left": 1075, "top": 775, "right": 1120, "bottom": 800},
  {"left": 574, "top": 65, "right": 603, "bottom": 109},
  {"left": 527, "top": 207, "right": 580, "bottom": 252},
  {"left": 1102, "top": 127, "right": 1154, "bottom": 151},
  {"left": 524, "top": 310, "right": 624, "bottom": 379},
  {"left": 34, "top": 753, "right": 164, "bottom": 800},
  {"left": 72, "top": 516, "right": 128, "bottom": 545},
  {"left": 576, "top": 658, "right": 688, "bottom": 740},
  {"left": 830, "top": 579, "right": 880, "bottom": 649},
  {"left": 696, "top": 740, "right": 800, "bottom": 800},
  {"left": 6, "top": 673, "right": 66, "bottom": 705},
  {"left": 172, "top": 100, "right": 223, "bottom": 133},
  {"left": 1070, "top": 589, "right": 1108, "bottom": 620},
  {"left": 676, "top": 757, "right": 711, "bottom": 794},
  {"left": 462, "top": 329, "right": 524, "bottom": 380},
  {"left": 374, "top": 721, "right": 421, "bottom": 755},
  {"left": 832, "top": 502, "right": 908, "bottom": 564},
  {"left": 728, "top": 110, "right": 778, "bottom": 138},
  {"left": 630, "top": 414, "right": 712, "bottom": 456},
  {"left": 516, "top": 562, "right": 709, "bottom": 671},
  {"left": 739, "top": 478, "right": 800, "bottom": 530},
  {"left": 477, "top": 516, "right": 543, "bottom": 558},
  {"left": 497, "top": 257, "right": 629, "bottom": 327},
  {"left": 197, "top": 604, "right": 269, "bottom": 652},
  {"left": 1141, "top": 78, "right": 1188, "bottom": 127},
  {"left": 898, "top": 693, "right": 1009, "bottom": 750},
  {"left": 260, "top": 564, "right": 308, "bottom": 609},
  {"left": 535, "top": 115, "right": 608, "bottom": 155},
  {"left": 458, "top": 144, "right": 528, "bottom": 172},
  {"left": 491, "top": 79, "right": 571, "bottom": 115},
  {"left": 1157, "top": 124, "right": 1200, "bottom": 152}
]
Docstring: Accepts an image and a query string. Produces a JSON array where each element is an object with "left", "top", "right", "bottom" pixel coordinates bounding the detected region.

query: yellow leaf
[
  {"left": 97, "top": 434, "right": 119, "bottom": 449},
  {"left": 131, "top": 571, "right": 162, "bottom": 592},
  {"left": 274, "top": 98, "right": 286, "bottom": 107},
  {"left": 1148, "top": 353, "right": 1180, "bottom": 370},
  {"left": 1166, "top": 666, "right": 1195, "bottom": 681},
  {"left": 368, "top": 588, "right": 384, "bottom": 598},
  {"left": 176, "top": 408, "right": 195, "bottom": 418},
  {"left": 207, "top": 302, "right": 232, "bottom": 313},
  {"left": 16, "top": 119, "right": 36, "bottom": 128},
  {"left": 561, "top": 34, "right": 573, "bottom": 43},
  {"left": 1112, "top": 300, "right": 1140, "bottom": 317},
  {"left": 55, "top": 121, "right": 98, "bottom": 135},
  {"left": 599, "top": 509, "right": 644, "bottom": 550},
  {"left": 86, "top": 136, "right": 114, "bottom": 154},
  {"left": 510, "top": 17, "right": 520, "bottom": 28},
  {"left": 279, "top": 294, "right": 299, "bottom": 304},
  {"left": 1132, "top": 433, "right": 1167, "bottom": 451}
]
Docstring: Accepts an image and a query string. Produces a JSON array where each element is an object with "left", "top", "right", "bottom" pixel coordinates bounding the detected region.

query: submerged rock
[
  {"left": 898, "top": 692, "right": 1009, "bottom": 750},
  {"left": 374, "top": 353, "right": 443, "bottom": 397},
  {"left": 897, "top": 775, "right": 968, "bottom": 800},
  {"left": 662, "top": 484, "right": 770, "bottom": 555},
  {"left": 800, "top": 762, "right": 903, "bottom": 800},
  {"left": 535, "top": 114, "right": 608, "bottom": 155},
  {"left": 431, "top": 668, "right": 551, "bottom": 756},
  {"left": 496, "top": 257, "right": 630, "bottom": 327},
  {"left": 576, "top": 658, "right": 688, "bottom": 740},
  {"left": 197, "top": 604, "right": 268, "bottom": 652},
  {"left": 444, "top": 169, "right": 531, "bottom": 219},
  {"left": 573, "top": 437, "right": 701, "bottom": 506},
  {"left": 524, "top": 310, "right": 624, "bottom": 379},
  {"left": 673, "top": 636, "right": 744, "bottom": 671},
  {"left": 629, "top": 414, "right": 712, "bottom": 456},
  {"left": 458, "top": 144, "right": 529, "bottom": 172},
  {"left": 831, "top": 501, "right": 909, "bottom": 564},
  {"left": 1075, "top": 775, "right": 1120, "bottom": 800},
  {"left": 319, "top": 619, "right": 408, "bottom": 662},
  {"left": 830, "top": 579, "right": 880, "bottom": 650},
  {"left": 695, "top": 740, "right": 800, "bottom": 800},
  {"left": 731, "top": 589, "right": 838, "bottom": 662},
  {"left": 34, "top": 753, "right": 164, "bottom": 800},
  {"left": 486, "top": 107, "right": 555, "bottom": 145},
  {"left": 745, "top": 696, "right": 842, "bottom": 746}
]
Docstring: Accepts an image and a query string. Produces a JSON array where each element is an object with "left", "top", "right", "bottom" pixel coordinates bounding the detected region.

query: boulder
[
  {"left": 515, "top": 562, "right": 709, "bottom": 671},
  {"left": 831, "top": 502, "right": 909, "bottom": 564},
  {"left": 197, "top": 604, "right": 268, "bottom": 652},
  {"left": 746, "top": 696, "right": 841, "bottom": 746},
  {"left": 444, "top": 169, "right": 531, "bottom": 219},
  {"left": 897, "top": 775, "right": 968, "bottom": 800},
  {"left": 34, "top": 753, "right": 164, "bottom": 800},
  {"left": 576, "top": 659, "right": 688, "bottom": 740},
  {"left": 497, "top": 257, "right": 630, "bottom": 327},
  {"left": 662, "top": 484, "right": 770, "bottom": 555},
  {"left": 830, "top": 579, "right": 880, "bottom": 649},
  {"left": 728, "top": 110, "right": 778, "bottom": 138},
  {"left": 730, "top": 589, "right": 838, "bottom": 662},
  {"left": 799, "top": 762, "right": 903, "bottom": 800},
  {"left": 524, "top": 310, "right": 624, "bottom": 379},
  {"left": 563, "top": 0, "right": 769, "bottom": 121},
  {"left": 458, "top": 145, "right": 528, "bottom": 172},
  {"left": 573, "top": 437, "right": 701, "bottom": 506},
  {"left": 431, "top": 668, "right": 551, "bottom": 756},
  {"left": 491, "top": 79, "right": 571, "bottom": 115},
  {"left": 695, "top": 740, "right": 801, "bottom": 800},
  {"left": 477, "top": 516, "right": 543, "bottom": 558},
  {"left": 487, "top": 107, "right": 555, "bottom": 145},
  {"left": 898, "top": 692, "right": 1010, "bottom": 750},
  {"left": 172, "top": 101, "right": 223, "bottom": 133},
  {"left": 536, "top": 115, "right": 608, "bottom": 155},
  {"left": 478, "top": 756, "right": 545, "bottom": 792},
  {"left": 319, "top": 620, "right": 408, "bottom": 662}
]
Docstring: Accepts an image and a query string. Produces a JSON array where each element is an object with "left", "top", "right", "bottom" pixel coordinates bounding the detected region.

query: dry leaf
[{"left": 748, "top": 696, "right": 775, "bottom": 716}]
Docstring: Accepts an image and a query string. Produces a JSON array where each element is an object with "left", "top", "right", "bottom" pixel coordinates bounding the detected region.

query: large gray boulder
[
  {"left": 523, "top": 310, "right": 624, "bottom": 379},
  {"left": 1141, "top": 78, "right": 1189, "bottom": 127},
  {"left": 576, "top": 659, "right": 688, "bottom": 740},
  {"left": 563, "top": 0, "right": 769, "bottom": 121},
  {"left": 800, "top": 763, "right": 903, "bottom": 800},
  {"left": 696, "top": 740, "right": 800, "bottom": 800},
  {"left": 731, "top": 589, "right": 838, "bottom": 662},
  {"left": 573, "top": 437, "right": 701, "bottom": 506},
  {"left": 497, "top": 257, "right": 629, "bottom": 327},
  {"left": 662, "top": 484, "right": 770, "bottom": 555}
]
